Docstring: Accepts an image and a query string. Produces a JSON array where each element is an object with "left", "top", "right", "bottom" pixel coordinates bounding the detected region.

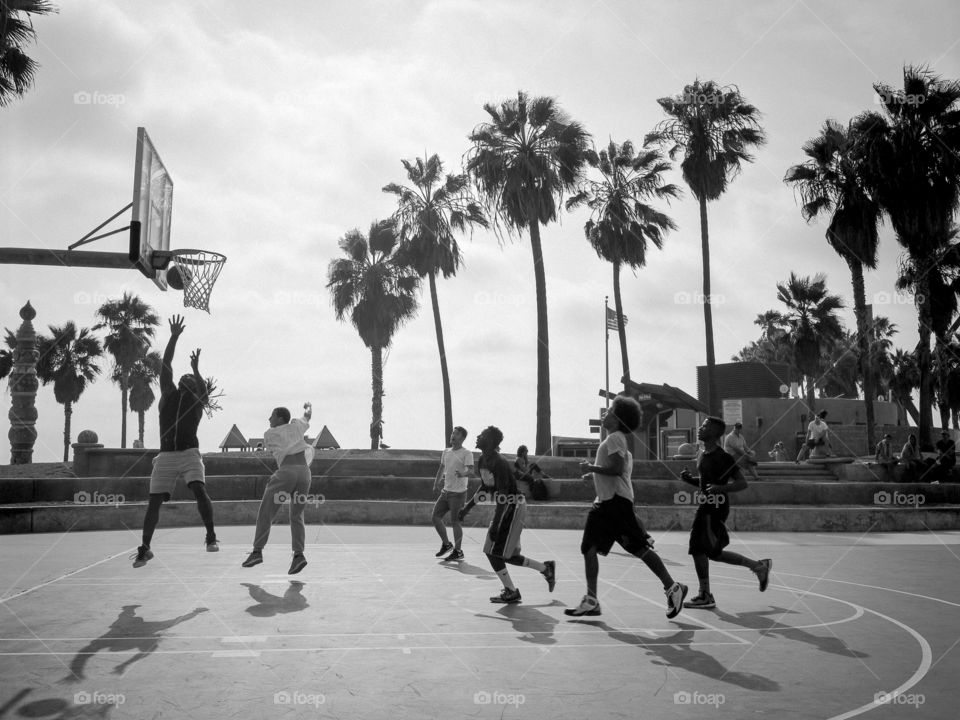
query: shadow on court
[
  {"left": 569, "top": 619, "right": 781, "bottom": 691},
  {"left": 242, "top": 581, "right": 308, "bottom": 617},
  {"left": 1, "top": 688, "right": 117, "bottom": 719},
  {"left": 438, "top": 561, "right": 497, "bottom": 579},
  {"left": 61, "top": 605, "right": 207, "bottom": 683},
  {"left": 713, "top": 607, "right": 869, "bottom": 659},
  {"left": 474, "top": 601, "right": 565, "bottom": 645}
]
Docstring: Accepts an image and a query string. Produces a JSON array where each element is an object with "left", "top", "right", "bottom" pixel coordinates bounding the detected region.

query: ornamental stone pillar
[{"left": 8, "top": 301, "right": 39, "bottom": 464}]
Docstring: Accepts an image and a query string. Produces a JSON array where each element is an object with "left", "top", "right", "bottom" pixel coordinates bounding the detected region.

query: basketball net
[{"left": 170, "top": 250, "right": 226, "bottom": 312}]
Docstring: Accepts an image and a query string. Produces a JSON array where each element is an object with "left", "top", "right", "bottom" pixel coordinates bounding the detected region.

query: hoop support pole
[{"left": 0, "top": 247, "right": 136, "bottom": 270}]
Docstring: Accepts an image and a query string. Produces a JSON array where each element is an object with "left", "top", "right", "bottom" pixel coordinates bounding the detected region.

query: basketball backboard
[{"left": 129, "top": 127, "right": 173, "bottom": 290}]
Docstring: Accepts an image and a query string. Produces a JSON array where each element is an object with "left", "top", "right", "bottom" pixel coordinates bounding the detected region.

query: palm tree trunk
[
  {"left": 138, "top": 411, "right": 145, "bottom": 445},
  {"left": 428, "top": 270, "right": 453, "bottom": 446},
  {"left": 613, "top": 261, "right": 630, "bottom": 387},
  {"left": 848, "top": 260, "right": 876, "bottom": 449},
  {"left": 371, "top": 346, "right": 384, "bottom": 450},
  {"left": 935, "top": 341, "right": 950, "bottom": 431},
  {"left": 699, "top": 196, "right": 717, "bottom": 415},
  {"left": 916, "top": 274, "right": 935, "bottom": 449},
  {"left": 63, "top": 401, "right": 72, "bottom": 462},
  {"left": 120, "top": 381, "right": 128, "bottom": 448},
  {"left": 806, "top": 376, "right": 816, "bottom": 418},
  {"left": 529, "top": 219, "right": 551, "bottom": 455}
]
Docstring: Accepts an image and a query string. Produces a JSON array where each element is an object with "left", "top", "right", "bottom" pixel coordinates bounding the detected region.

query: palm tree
[
  {"left": 869, "top": 316, "right": 898, "bottom": 403},
  {"left": 466, "top": 92, "right": 591, "bottom": 454},
  {"left": 0, "top": 0, "right": 56, "bottom": 106},
  {"left": 0, "top": 330, "right": 13, "bottom": 382},
  {"left": 566, "top": 138, "right": 679, "bottom": 386},
  {"left": 890, "top": 348, "right": 920, "bottom": 426},
  {"left": 776, "top": 273, "right": 845, "bottom": 412},
  {"left": 34, "top": 322, "right": 102, "bottom": 461},
  {"left": 784, "top": 118, "right": 883, "bottom": 448},
  {"left": 647, "top": 80, "right": 766, "bottom": 414},
  {"left": 383, "top": 153, "right": 488, "bottom": 445},
  {"left": 856, "top": 65, "right": 960, "bottom": 448},
  {"left": 128, "top": 350, "right": 162, "bottom": 447},
  {"left": 327, "top": 220, "right": 420, "bottom": 449},
  {"left": 94, "top": 292, "right": 160, "bottom": 448}
]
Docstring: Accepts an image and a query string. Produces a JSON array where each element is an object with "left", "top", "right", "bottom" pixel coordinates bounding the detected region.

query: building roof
[
  {"left": 313, "top": 425, "right": 339, "bottom": 449},
  {"left": 602, "top": 380, "right": 709, "bottom": 414},
  {"left": 219, "top": 424, "right": 249, "bottom": 449}
]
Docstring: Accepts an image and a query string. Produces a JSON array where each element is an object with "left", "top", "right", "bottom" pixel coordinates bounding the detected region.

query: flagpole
[{"left": 604, "top": 296, "right": 610, "bottom": 411}]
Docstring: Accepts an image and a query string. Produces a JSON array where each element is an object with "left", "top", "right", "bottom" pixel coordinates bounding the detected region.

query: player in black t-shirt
[
  {"left": 133, "top": 315, "right": 217, "bottom": 568},
  {"left": 678, "top": 416, "right": 772, "bottom": 608}
]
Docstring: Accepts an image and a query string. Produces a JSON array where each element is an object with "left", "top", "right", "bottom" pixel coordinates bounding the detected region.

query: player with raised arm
[{"left": 133, "top": 315, "right": 217, "bottom": 567}]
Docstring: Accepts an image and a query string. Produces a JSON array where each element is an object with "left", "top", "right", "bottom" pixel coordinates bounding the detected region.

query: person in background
[
  {"left": 874, "top": 433, "right": 897, "bottom": 481},
  {"left": 768, "top": 441, "right": 788, "bottom": 462},
  {"left": 724, "top": 422, "right": 760, "bottom": 480}
]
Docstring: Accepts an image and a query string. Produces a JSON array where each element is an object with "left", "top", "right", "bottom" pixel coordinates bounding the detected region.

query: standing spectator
[
  {"left": 724, "top": 422, "right": 760, "bottom": 480},
  {"left": 796, "top": 410, "right": 831, "bottom": 462},
  {"left": 933, "top": 431, "right": 956, "bottom": 484}
]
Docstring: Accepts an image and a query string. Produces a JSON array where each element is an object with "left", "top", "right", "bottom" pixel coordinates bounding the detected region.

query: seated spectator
[
  {"left": 724, "top": 422, "right": 759, "bottom": 479},
  {"left": 768, "top": 441, "right": 788, "bottom": 462},
  {"left": 874, "top": 434, "right": 896, "bottom": 480},
  {"left": 898, "top": 434, "right": 923, "bottom": 481},
  {"left": 514, "top": 445, "right": 548, "bottom": 500},
  {"left": 933, "top": 430, "right": 956, "bottom": 484}
]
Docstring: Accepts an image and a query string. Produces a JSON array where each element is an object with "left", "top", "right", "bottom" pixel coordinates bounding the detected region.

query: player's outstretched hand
[
  {"left": 679, "top": 468, "right": 693, "bottom": 483},
  {"left": 169, "top": 314, "right": 186, "bottom": 337},
  {"left": 190, "top": 349, "right": 201, "bottom": 373},
  {"left": 304, "top": 402, "right": 312, "bottom": 411}
]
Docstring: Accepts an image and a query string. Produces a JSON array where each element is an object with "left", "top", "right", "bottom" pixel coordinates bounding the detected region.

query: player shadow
[
  {"left": 439, "top": 561, "right": 497, "bottom": 579},
  {"left": 242, "top": 581, "right": 308, "bottom": 617},
  {"left": 1, "top": 688, "right": 117, "bottom": 719},
  {"left": 569, "top": 620, "right": 780, "bottom": 691},
  {"left": 61, "top": 605, "right": 208, "bottom": 683},
  {"left": 474, "top": 601, "right": 564, "bottom": 646},
  {"left": 713, "top": 607, "right": 869, "bottom": 659}
]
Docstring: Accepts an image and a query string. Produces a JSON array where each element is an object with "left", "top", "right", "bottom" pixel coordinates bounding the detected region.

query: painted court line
[{"left": 0, "top": 548, "right": 135, "bottom": 605}]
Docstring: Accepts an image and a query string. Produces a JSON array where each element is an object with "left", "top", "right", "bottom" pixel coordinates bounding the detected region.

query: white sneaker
[
  {"left": 564, "top": 594, "right": 601, "bottom": 616},
  {"left": 665, "top": 582, "right": 689, "bottom": 619}
]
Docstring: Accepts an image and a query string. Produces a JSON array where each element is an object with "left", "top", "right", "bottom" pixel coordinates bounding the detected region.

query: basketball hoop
[{"left": 169, "top": 249, "right": 226, "bottom": 312}]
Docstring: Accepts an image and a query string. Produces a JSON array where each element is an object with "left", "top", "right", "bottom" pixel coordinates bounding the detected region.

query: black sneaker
[
  {"left": 205, "top": 536, "right": 220, "bottom": 552},
  {"left": 443, "top": 549, "right": 464, "bottom": 562},
  {"left": 132, "top": 545, "right": 153, "bottom": 568},
  {"left": 665, "top": 582, "right": 689, "bottom": 619},
  {"left": 683, "top": 592, "right": 716, "bottom": 609},
  {"left": 435, "top": 542, "right": 453, "bottom": 557},
  {"left": 490, "top": 588, "right": 522, "bottom": 604},
  {"left": 542, "top": 561, "right": 556, "bottom": 592},
  {"left": 755, "top": 558, "right": 772, "bottom": 592},
  {"left": 242, "top": 550, "right": 263, "bottom": 568},
  {"left": 288, "top": 553, "right": 308, "bottom": 575}
]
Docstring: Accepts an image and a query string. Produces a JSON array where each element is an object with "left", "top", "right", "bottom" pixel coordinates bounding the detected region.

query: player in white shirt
[
  {"left": 432, "top": 426, "right": 474, "bottom": 561},
  {"left": 242, "top": 402, "right": 315, "bottom": 574}
]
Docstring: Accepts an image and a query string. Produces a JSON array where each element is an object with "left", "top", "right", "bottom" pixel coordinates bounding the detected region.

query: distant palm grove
[{"left": 326, "top": 65, "right": 960, "bottom": 453}]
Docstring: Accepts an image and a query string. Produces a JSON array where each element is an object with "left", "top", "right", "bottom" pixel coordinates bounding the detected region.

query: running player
[
  {"left": 565, "top": 395, "right": 688, "bottom": 618},
  {"left": 133, "top": 315, "right": 217, "bottom": 567},
  {"left": 680, "top": 416, "right": 772, "bottom": 608},
  {"left": 432, "top": 425, "right": 473, "bottom": 561},
  {"left": 458, "top": 426, "right": 555, "bottom": 603},
  {"left": 242, "top": 402, "right": 314, "bottom": 574}
]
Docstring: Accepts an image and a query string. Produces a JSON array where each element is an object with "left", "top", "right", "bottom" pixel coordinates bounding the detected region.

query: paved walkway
[{"left": 1, "top": 524, "right": 957, "bottom": 719}]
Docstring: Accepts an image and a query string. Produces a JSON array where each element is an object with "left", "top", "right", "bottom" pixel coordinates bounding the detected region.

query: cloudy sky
[{"left": 2, "top": 0, "right": 959, "bottom": 461}]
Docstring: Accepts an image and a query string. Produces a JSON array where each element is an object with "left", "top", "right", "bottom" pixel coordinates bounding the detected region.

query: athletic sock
[
  {"left": 496, "top": 569, "right": 516, "bottom": 591},
  {"left": 522, "top": 557, "right": 546, "bottom": 573}
]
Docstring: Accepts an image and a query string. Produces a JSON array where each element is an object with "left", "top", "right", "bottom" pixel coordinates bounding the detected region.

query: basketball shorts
[
  {"left": 580, "top": 494, "right": 652, "bottom": 556},
  {"left": 688, "top": 505, "right": 730, "bottom": 559},
  {"left": 483, "top": 497, "right": 526, "bottom": 558},
  {"left": 149, "top": 448, "right": 205, "bottom": 498}
]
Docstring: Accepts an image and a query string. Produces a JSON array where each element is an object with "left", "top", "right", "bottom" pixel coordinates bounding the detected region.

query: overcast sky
[{"left": 2, "top": 0, "right": 959, "bottom": 461}]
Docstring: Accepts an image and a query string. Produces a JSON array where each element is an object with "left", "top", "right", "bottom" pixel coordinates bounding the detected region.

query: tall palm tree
[
  {"left": 566, "top": 138, "right": 679, "bottom": 386},
  {"left": 776, "top": 273, "right": 845, "bottom": 412},
  {"left": 35, "top": 322, "right": 102, "bottom": 461},
  {"left": 94, "top": 292, "right": 160, "bottom": 448},
  {"left": 0, "top": 0, "right": 56, "bottom": 106},
  {"left": 383, "top": 153, "right": 488, "bottom": 445},
  {"left": 785, "top": 118, "right": 883, "bottom": 448},
  {"left": 128, "top": 349, "right": 162, "bottom": 447},
  {"left": 466, "top": 91, "right": 591, "bottom": 454},
  {"left": 647, "top": 80, "right": 766, "bottom": 414},
  {"left": 856, "top": 65, "right": 960, "bottom": 448},
  {"left": 890, "top": 348, "right": 920, "bottom": 426},
  {"left": 327, "top": 220, "right": 420, "bottom": 449},
  {"left": 869, "top": 316, "right": 898, "bottom": 403}
]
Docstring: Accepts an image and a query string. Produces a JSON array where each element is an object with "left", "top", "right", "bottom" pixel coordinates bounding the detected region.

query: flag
[{"left": 606, "top": 306, "right": 627, "bottom": 331}]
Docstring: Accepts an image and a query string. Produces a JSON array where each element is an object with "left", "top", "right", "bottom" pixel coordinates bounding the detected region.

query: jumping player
[
  {"left": 133, "top": 315, "right": 217, "bottom": 567},
  {"left": 680, "top": 416, "right": 772, "bottom": 608},
  {"left": 458, "top": 426, "right": 555, "bottom": 603},
  {"left": 432, "top": 425, "right": 473, "bottom": 561},
  {"left": 565, "top": 395, "right": 688, "bottom": 618},
  {"left": 242, "top": 402, "right": 314, "bottom": 574}
]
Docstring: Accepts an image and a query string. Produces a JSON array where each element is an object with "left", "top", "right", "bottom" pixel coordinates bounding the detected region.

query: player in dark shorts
[
  {"left": 458, "top": 426, "right": 555, "bottom": 603},
  {"left": 133, "top": 315, "right": 218, "bottom": 567},
  {"left": 679, "top": 416, "right": 772, "bottom": 608},
  {"left": 565, "top": 395, "right": 687, "bottom": 618}
]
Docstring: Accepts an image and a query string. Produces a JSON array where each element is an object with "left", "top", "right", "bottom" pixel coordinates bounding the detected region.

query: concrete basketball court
[{"left": 1, "top": 524, "right": 957, "bottom": 719}]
